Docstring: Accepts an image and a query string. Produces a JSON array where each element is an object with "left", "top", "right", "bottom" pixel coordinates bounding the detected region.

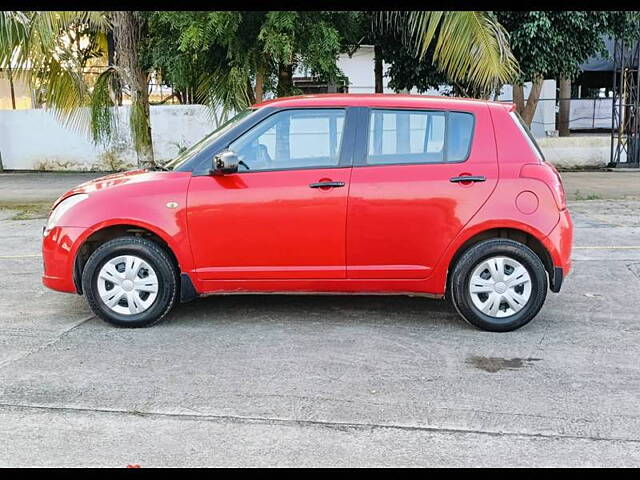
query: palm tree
[
  {"left": 375, "top": 11, "right": 519, "bottom": 97},
  {"left": 0, "top": 11, "right": 156, "bottom": 168}
]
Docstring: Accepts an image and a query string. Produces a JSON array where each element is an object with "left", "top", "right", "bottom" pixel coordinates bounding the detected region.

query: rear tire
[
  {"left": 81, "top": 236, "right": 178, "bottom": 328},
  {"left": 449, "top": 239, "right": 547, "bottom": 332}
]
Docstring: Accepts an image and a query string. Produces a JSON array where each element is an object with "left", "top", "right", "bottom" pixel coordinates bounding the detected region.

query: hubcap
[
  {"left": 468, "top": 256, "right": 532, "bottom": 318},
  {"left": 97, "top": 255, "right": 159, "bottom": 316}
]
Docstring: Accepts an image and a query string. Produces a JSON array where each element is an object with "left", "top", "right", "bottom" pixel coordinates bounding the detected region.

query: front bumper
[{"left": 42, "top": 226, "right": 85, "bottom": 293}]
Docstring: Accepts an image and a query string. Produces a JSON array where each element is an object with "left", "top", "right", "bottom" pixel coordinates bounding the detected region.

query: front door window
[{"left": 229, "top": 109, "right": 346, "bottom": 171}]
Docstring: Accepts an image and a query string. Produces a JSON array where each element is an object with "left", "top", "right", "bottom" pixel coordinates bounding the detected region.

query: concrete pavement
[{"left": 0, "top": 172, "right": 640, "bottom": 466}]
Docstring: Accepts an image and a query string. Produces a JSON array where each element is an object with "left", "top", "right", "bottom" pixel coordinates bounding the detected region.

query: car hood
[{"left": 52, "top": 169, "right": 176, "bottom": 208}]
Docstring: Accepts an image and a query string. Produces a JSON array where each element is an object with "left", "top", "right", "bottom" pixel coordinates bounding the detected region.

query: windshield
[{"left": 163, "top": 108, "right": 255, "bottom": 170}]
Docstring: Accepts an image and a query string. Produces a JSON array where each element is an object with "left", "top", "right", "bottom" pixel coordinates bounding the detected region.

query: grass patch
[
  {"left": 573, "top": 189, "right": 602, "bottom": 201},
  {"left": 0, "top": 201, "right": 51, "bottom": 220}
]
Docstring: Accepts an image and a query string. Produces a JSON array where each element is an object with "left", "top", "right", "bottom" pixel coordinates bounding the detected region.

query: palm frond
[
  {"left": 196, "top": 64, "right": 252, "bottom": 121},
  {"left": 381, "top": 11, "right": 520, "bottom": 94},
  {"left": 129, "top": 97, "right": 152, "bottom": 160},
  {"left": 90, "top": 66, "right": 120, "bottom": 145},
  {"left": 0, "top": 11, "right": 29, "bottom": 68},
  {"left": 41, "top": 58, "right": 91, "bottom": 133}
]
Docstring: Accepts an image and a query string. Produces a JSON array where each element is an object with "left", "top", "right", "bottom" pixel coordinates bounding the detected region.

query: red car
[{"left": 42, "top": 94, "right": 573, "bottom": 332}]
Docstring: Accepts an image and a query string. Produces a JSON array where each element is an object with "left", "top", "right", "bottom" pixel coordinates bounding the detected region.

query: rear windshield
[{"left": 510, "top": 111, "right": 545, "bottom": 162}]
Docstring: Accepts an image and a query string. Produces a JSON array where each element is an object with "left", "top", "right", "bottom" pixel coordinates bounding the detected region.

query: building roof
[{"left": 253, "top": 93, "right": 511, "bottom": 110}]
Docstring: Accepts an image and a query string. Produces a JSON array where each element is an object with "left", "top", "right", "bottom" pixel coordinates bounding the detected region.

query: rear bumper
[
  {"left": 543, "top": 208, "right": 573, "bottom": 292},
  {"left": 42, "top": 226, "right": 85, "bottom": 294}
]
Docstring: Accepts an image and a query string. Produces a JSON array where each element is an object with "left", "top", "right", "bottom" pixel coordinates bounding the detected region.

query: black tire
[
  {"left": 81, "top": 236, "right": 178, "bottom": 328},
  {"left": 449, "top": 239, "right": 548, "bottom": 332}
]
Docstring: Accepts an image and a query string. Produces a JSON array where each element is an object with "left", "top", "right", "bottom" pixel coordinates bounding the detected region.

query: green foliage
[
  {"left": 606, "top": 11, "right": 640, "bottom": 42},
  {"left": 380, "top": 33, "right": 450, "bottom": 94},
  {"left": 129, "top": 97, "right": 152, "bottom": 159},
  {"left": 378, "top": 11, "right": 519, "bottom": 96},
  {"left": 1, "top": 11, "right": 108, "bottom": 134},
  {"left": 90, "top": 66, "right": 119, "bottom": 145},
  {"left": 495, "top": 11, "right": 619, "bottom": 82},
  {"left": 142, "top": 11, "right": 354, "bottom": 111},
  {"left": 2, "top": 11, "right": 157, "bottom": 167},
  {"left": 383, "top": 11, "right": 639, "bottom": 99}
]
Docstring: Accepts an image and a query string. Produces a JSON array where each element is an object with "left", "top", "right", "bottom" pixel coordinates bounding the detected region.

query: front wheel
[
  {"left": 81, "top": 236, "right": 178, "bottom": 328},
  {"left": 449, "top": 239, "right": 548, "bottom": 332}
]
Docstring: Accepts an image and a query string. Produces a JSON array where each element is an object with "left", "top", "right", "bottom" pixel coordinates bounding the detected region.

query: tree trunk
[
  {"left": 513, "top": 76, "right": 544, "bottom": 128},
  {"left": 521, "top": 76, "right": 544, "bottom": 127},
  {"left": 277, "top": 63, "right": 294, "bottom": 97},
  {"left": 246, "top": 78, "right": 256, "bottom": 106},
  {"left": 106, "top": 30, "right": 122, "bottom": 106},
  {"left": 107, "top": 30, "right": 115, "bottom": 66},
  {"left": 512, "top": 83, "right": 525, "bottom": 114},
  {"left": 254, "top": 63, "right": 264, "bottom": 104},
  {"left": 558, "top": 76, "right": 571, "bottom": 137},
  {"left": 7, "top": 65, "right": 16, "bottom": 110},
  {"left": 374, "top": 44, "right": 383, "bottom": 93},
  {"left": 111, "top": 11, "right": 154, "bottom": 168},
  {"left": 493, "top": 84, "right": 501, "bottom": 101}
]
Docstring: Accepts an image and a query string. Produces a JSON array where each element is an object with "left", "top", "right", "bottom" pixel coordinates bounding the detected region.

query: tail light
[{"left": 520, "top": 163, "right": 567, "bottom": 210}]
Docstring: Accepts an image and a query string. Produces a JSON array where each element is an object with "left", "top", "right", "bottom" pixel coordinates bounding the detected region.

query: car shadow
[{"left": 163, "top": 293, "right": 467, "bottom": 329}]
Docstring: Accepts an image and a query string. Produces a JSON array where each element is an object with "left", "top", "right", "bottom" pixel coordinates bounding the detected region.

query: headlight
[{"left": 44, "top": 194, "right": 89, "bottom": 236}]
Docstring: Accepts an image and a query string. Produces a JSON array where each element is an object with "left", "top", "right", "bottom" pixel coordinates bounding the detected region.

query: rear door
[{"left": 346, "top": 104, "right": 498, "bottom": 279}]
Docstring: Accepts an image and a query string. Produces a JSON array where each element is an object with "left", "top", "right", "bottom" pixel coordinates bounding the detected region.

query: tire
[
  {"left": 449, "top": 239, "right": 548, "bottom": 332},
  {"left": 81, "top": 236, "right": 178, "bottom": 328}
]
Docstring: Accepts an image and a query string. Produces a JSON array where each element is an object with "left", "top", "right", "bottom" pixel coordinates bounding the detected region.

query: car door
[
  {"left": 187, "top": 107, "right": 355, "bottom": 281},
  {"left": 346, "top": 105, "right": 498, "bottom": 279}
]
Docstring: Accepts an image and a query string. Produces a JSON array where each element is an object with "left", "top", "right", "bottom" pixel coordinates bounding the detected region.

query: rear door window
[{"left": 366, "top": 109, "right": 475, "bottom": 165}]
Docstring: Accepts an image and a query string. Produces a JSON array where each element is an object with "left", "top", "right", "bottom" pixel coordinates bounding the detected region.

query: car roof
[{"left": 253, "top": 93, "right": 513, "bottom": 111}]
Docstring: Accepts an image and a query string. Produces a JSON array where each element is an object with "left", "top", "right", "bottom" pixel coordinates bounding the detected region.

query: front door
[
  {"left": 346, "top": 105, "right": 499, "bottom": 279},
  {"left": 187, "top": 108, "right": 353, "bottom": 280}
]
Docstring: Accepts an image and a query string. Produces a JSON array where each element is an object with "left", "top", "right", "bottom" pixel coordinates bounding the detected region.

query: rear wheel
[
  {"left": 449, "top": 239, "right": 547, "bottom": 332},
  {"left": 81, "top": 236, "right": 178, "bottom": 328}
]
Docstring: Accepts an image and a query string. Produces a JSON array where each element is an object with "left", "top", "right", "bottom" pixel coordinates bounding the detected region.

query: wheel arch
[
  {"left": 445, "top": 226, "right": 554, "bottom": 294},
  {"left": 73, "top": 222, "right": 182, "bottom": 295}
]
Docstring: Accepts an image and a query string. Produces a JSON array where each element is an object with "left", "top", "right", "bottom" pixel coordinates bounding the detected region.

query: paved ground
[{"left": 1, "top": 172, "right": 640, "bottom": 466}]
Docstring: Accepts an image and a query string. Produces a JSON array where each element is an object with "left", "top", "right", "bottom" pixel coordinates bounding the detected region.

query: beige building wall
[{"left": 0, "top": 70, "right": 33, "bottom": 110}]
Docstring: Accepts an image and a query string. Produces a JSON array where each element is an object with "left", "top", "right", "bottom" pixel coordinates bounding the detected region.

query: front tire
[
  {"left": 449, "top": 239, "right": 548, "bottom": 332},
  {"left": 81, "top": 236, "right": 178, "bottom": 328}
]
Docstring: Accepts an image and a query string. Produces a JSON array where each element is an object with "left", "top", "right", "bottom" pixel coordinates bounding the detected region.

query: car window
[
  {"left": 366, "top": 109, "right": 474, "bottom": 165},
  {"left": 229, "top": 109, "right": 346, "bottom": 171},
  {"left": 163, "top": 108, "right": 255, "bottom": 171},
  {"left": 447, "top": 112, "right": 475, "bottom": 162}
]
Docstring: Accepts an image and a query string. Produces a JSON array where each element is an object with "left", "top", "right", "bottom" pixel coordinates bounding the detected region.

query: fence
[{"left": 514, "top": 97, "right": 613, "bottom": 133}]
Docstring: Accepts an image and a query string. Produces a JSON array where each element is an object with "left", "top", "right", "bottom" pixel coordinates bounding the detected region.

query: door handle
[
  {"left": 309, "top": 181, "right": 345, "bottom": 188},
  {"left": 449, "top": 175, "right": 486, "bottom": 183}
]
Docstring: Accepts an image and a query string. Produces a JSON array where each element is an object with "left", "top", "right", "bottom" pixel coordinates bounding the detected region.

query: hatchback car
[{"left": 42, "top": 94, "right": 573, "bottom": 332}]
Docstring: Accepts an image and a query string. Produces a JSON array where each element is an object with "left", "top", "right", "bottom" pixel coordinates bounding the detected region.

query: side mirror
[{"left": 211, "top": 150, "right": 239, "bottom": 176}]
